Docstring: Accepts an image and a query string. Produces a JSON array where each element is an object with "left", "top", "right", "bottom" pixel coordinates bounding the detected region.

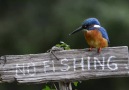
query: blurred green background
[{"left": 0, "top": 0, "right": 129, "bottom": 90}]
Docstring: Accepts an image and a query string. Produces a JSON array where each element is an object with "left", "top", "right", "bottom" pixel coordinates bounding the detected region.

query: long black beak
[{"left": 69, "top": 26, "right": 83, "bottom": 35}]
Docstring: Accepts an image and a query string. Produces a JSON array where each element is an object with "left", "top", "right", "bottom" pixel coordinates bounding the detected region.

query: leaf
[
  {"left": 73, "top": 82, "right": 78, "bottom": 87},
  {"left": 55, "top": 41, "right": 71, "bottom": 50},
  {"left": 55, "top": 44, "right": 61, "bottom": 47},
  {"left": 42, "top": 85, "right": 51, "bottom": 90}
]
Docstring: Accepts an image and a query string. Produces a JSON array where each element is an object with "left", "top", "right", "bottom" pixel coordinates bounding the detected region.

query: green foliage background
[{"left": 0, "top": 0, "right": 129, "bottom": 90}]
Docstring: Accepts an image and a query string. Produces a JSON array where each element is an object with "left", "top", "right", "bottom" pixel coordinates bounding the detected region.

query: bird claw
[
  {"left": 88, "top": 47, "right": 102, "bottom": 53},
  {"left": 88, "top": 47, "right": 92, "bottom": 51},
  {"left": 98, "top": 48, "right": 101, "bottom": 53}
]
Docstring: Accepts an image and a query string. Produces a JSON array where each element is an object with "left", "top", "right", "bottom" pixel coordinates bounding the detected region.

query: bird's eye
[{"left": 82, "top": 25, "right": 87, "bottom": 29}]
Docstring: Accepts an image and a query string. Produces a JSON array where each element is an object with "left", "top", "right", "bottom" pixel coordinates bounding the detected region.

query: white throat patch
[
  {"left": 93, "top": 25, "right": 101, "bottom": 28},
  {"left": 83, "top": 25, "right": 101, "bottom": 31}
]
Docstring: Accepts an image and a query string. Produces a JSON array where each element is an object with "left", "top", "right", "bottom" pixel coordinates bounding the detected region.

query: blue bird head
[
  {"left": 69, "top": 18, "right": 101, "bottom": 35},
  {"left": 82, "top": 18, "right": 100, "bottom": 27}
]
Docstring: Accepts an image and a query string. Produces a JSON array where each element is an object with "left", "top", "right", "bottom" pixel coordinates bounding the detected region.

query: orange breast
[{"left": 84, "top": 30, "right": 108, "bottom": 48}]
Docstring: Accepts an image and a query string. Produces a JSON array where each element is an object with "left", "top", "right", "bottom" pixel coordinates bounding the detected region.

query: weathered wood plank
[{"left": 0, "top": 46, "right": 128, "bottom": 84}]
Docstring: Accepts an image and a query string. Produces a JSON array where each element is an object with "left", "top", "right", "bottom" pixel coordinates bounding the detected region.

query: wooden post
[
  {"left": 59, "top": 82, "right": 72, "bottom": 90},
  {"left": 0, "top": 46, "right": 128, "bottom": 89}
]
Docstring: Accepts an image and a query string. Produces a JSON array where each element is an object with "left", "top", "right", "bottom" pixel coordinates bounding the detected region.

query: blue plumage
[
  {"left": 88, "top": 26, "right": 110, "bottom": 44},
  {"left": 82, "top": 18, "right": 110, "bottom": 44},
  {"left": 69, "top": 17, "right": 110, "bottom": 53},
  {"left": 82, "top": 18, "right": 101, "bottom": 26},
  {"left": 98, "top": 27, "right": 110, "bottom": 44}
]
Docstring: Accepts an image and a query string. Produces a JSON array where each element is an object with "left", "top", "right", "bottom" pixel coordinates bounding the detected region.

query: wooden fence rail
[{"left": 0, "top": 46, "right": 128, "bottom": 86}]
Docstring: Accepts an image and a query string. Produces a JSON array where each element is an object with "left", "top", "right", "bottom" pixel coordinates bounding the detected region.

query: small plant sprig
[
  {"left": 42, "top": 41, "right": 79, "bottom": 90},
  {"left": 55, "top": 41, "right": 71, "bottom": 50},
  {"left": 42, "top": 85, "right": 51, "bottom": 90}
]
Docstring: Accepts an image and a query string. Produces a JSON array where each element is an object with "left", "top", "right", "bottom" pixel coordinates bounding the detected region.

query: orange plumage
[
  {"left": 69, "top": 18, "right": 110, "bottom": 53},
  {"left": 84, "top": 30, "right": 108, "bottom": 52}
]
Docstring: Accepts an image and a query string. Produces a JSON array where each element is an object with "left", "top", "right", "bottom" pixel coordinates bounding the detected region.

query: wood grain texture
[{"left": 0, "top": 46, "right": 128, "bottom": 84}]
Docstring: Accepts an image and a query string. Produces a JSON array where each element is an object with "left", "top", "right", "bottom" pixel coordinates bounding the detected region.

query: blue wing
[
  {"left": 98, "top": 27, "right": 110, "bottom": 44},
  {"left": 88, "top": 26, "right": 110, "bottom": 44}
]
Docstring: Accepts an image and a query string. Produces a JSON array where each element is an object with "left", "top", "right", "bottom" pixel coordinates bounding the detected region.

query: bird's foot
[
  {"left": 88, "top": 47, "right": 92, "bottom": 51},
  {"left": 97, "top": 48, "right": 101, "bottom": 53}
]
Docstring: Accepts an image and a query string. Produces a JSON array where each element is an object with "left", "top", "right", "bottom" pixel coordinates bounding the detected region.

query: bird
[{"left": 69, "top": 18, "right": 110, "bottom": 53}]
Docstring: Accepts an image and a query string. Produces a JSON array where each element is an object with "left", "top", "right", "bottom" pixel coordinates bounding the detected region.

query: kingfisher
[{"left": 69, "top": 18, "right": 110, "bottom": 53}]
